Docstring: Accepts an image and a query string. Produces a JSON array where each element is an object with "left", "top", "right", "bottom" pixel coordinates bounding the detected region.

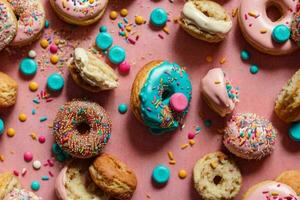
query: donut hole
[
  {"left": 266, "top": 3, "right": 283, "bottom": 22},
  {"left": 213, "top": 175, "right": 222, "bottom": 185},
  {"left": 161, "top": 88, "right": 173, "bottom": 101},
  {"left": 76, "top": 121, "right": 91, "bottom": 134}
]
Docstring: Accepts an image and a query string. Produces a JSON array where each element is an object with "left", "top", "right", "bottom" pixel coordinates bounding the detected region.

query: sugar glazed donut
[
  {"left": 223, "top": 113, "right": 277, "bottom": 160},
  {"left": 130, "top": 60, "right": 192, "bottom": 134},
  {"left": 50, "top": 0, "right": 108, "bottom": 26},
  {"left": 7, "top": 0, "right": 45, "bottom": 46},
  {"left": 53, "top": 100, "right": 112, "bottom": 159},
  {"left": 238, "top": 0, "right": 299, "bottom": 55},
  {"left": 0, "top": 0, "right": 17, "bottom": 51}
]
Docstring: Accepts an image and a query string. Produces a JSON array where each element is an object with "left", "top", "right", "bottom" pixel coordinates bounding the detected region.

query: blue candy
[
  {"left": 99, "top": 26, "right": 107, "bottom": 32},
  {"left": 289, "top": 122, "right": 300, "bottom": 141},
  {"left": 96, "top": 32, "right": 113, "bottom": 50},
  {"left": 31, "top": 181, "right": 40, "bottom": 191},
  {"left": 272, "top": 24, "right": 291, "bottom": 43},
  {"left": 152, "top": 164, "right": 170, "bottom": 184},
  {"left": 240, "top": 50, "right": 250, "bottom": 61},
  {"left": 250, "top": 64, "right": 259, "bottom": 74},
  {"left": 47, "top": 73, "right": 64, "bottom": 92},
  {"left": 150, "top": 8, "right": 168, "bottom": 27},
  {"left": 108, "top": 46, "right": 126, "bottom": 64},
  {"left": 118, "top": 103, "right": 128, "bottom": 114},
  {"left": 0, "top": 118, "right": 4, "bottom": 135},
  {"left": 19, "top": 58, "right": 38, "bottom": 76}
]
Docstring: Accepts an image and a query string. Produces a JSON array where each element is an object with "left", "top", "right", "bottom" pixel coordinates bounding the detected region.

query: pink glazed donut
[
  {"left": 239, "top": 0, "right": 299, "bottom": 55},
  {"left": 50, "top": 0, "right": 109, "bottom": 26},
  {"left": 7, "top": 0, "right": 45, "bottom": 46}
]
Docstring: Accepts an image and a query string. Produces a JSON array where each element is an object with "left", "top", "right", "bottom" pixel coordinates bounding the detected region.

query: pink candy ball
[
  {"left": 188, "top": 132, "right": 195, "bottom": 139},
  {"left": 49, "top": 45, "right": 58, "bottom": 54},
  {"left": 170, "top": 93, "right": 188, "bottom": 112},
  {"left": 118, "top": 61, "right": 131, "bottom": 74},
  {"left": 24, "top": 152, "right": 33, "bottom": 162},
  {"left": 38, "top": 136, "right": 46, "bottom": 144}
]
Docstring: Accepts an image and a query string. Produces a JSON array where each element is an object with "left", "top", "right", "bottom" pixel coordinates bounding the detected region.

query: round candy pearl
[
  {"left": 108, "top": 46, "right": 126, "bottom": 64},
  {"left": 135, "top": 15, "right": 144, "bottom": 25},
  {"left": 178, "top": 169, "right": 187, "bottom": 179},
  {"left": 120, "top": 8, "right": 128, "bottom": 17},
  {"left": 118, "top": 103, "right": 128, "bottom": 114},
  {"left": 47, "top": 73, "right": 64, "bottom": 92},
  {"left": 32, "top": 160, "right": 41, "bottom": 170},
  {"left": 38, "top": 136, "right": 46, "bottom": 143},
  {"left": 99, "top": 26, "right": 107, "bottom": 32},
  {"left": 170, "top": 93, "right": 188, "bottom": 112},
  {"left": 18, "top": 113, "right": 27, "bottom": 122},
  {"left": 188, "top": 132, "right": 195, "bottom": 139},
  {"left": 152, "top": 164, "right": 170, "bottom": 184},
  {"left": 28, "top": 50, "right": 37, "bottom": 58},
  {"left": 272, "top": 24, "right": 291, "bottom": 43},
  {"left": 44, "top": 20, "right": 49, "bottom": 28},
  {"left": 31, "top": 181, "right": 40, "bottom": 191},
  {"left": 118, "top": 61, "right": 131, "bottom": 74},
  {"left": 289, "top": 122, "right": 300, "bottom": 141},
  {"left": 50, "top": 55, "right": 59, "bottom": 64},
  {"left": 110, "top": 11, "right": 118, "bottom": 20},
  {"left": 96, "top": 32, "right": 113, "bottom": 50},
  {"left": 50, "top": 45, "right": 58, "bottom": 54},
  {"left": 0, "top": 118, "right": 4, "bottom": 135},
  {"left": 40, "top": 39, "right": 49, "bottom": 49},
  {"left": 240, "top": 50, "right": 250, "bottom": 61},
  {"left": 19, "top": 58, "right": 37, "bottom": 76},
  {"left": 24, "top": 152, "right": 33, "bottom": 162},
  {"left": 29, "top": 81, "right": 39, "bottom": 91},
  {"left": 150, "top": 8, "right": 168, "bottom": 27},
  {"left": 250, "top": 64, "right": 259, "bottom": 74},
  {"left": 7, "top": 128, "right": 15, "bottom": 137}
]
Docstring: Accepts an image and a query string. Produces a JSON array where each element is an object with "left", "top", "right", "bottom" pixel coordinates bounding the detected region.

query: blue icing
[{"left": 139, "top": 61, "right": 192, "bottom": 134}]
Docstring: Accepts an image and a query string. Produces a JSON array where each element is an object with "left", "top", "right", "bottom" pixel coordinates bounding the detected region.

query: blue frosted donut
[{"left": 130, "top": 60, "right": 192, "bottom": 134}]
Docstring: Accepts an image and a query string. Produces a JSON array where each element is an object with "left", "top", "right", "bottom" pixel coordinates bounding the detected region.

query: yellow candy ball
[
  {"left": 29, "top": 82, "right": 39, "bottom": 92},
  {"left": 89, "top": 0, "right": 94, "bottom": 3},
  {"left": 120, "top": 8, "right": 128, "bottom": 17},
  {"left": 135, "top": 15, "right": 144, "bottom": 25},
  {"left": 50, "top": 55, "right": 59, "bottom": 64},
  {"left": 110, "top": 11, "right": 118, "bottom": 20},
  {"left": 40, "top": 39, "right": 49, "bottom": 49},
  {"left": 125, "top": 25, "right": 132, "bottom": 32},
  {"left": 178, "top": 169, "right": 187, "bottom": 179},
  {"left": 19, "top": 114, "right": 27, "bottom": 122},
  {"left": 7, "top": 128, "right": 16, "bottom": 137},
  {"left": 54, "top": 39, "right": 60, "bottom": 45}
]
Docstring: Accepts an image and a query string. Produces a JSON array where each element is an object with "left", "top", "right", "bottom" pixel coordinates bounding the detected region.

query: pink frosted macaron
[
  {"left": 169, "top": 93, "right": 188, "bottom": 112},
  {"left": 223, "top": 113, "right": 277, "bottom": 160},
  {"left": 55, "top": 160, "right": 109, "bottom": 200}
]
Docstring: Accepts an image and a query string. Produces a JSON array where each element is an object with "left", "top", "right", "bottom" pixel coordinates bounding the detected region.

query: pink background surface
[{"left": 0, "top": 0, "right": 300, "bottom": 199}]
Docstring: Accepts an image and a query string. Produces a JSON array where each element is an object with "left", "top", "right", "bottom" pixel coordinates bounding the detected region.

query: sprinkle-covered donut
[
  {"left": 242, "top": 181, "right": 299, "bottom": 200},
  {"left": 130, "top": 60, "right": 192, "bottom": 134},
  {"left": 7, "top": 0, "right": 45, "bottom": 46},
  {"left": 238, "top": 0, "right": 299, "bottom": 55},
  {"left": 53, "top": 100, "right": 112, "bottom": 159},
  {"left": 223, "top": 113, "right": 277, "bottom": 160},
  {"left": 50, "top": 0, "right": 108, "bottom": 26},
  {"left": 4, "top": 188, "right": 41, "bottom": 200},
  {"left": 0, "top": 0, "right": 17, "bottom": 51}
]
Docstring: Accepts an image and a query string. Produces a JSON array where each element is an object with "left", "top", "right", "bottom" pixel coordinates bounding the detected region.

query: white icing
[{"left": 182, "top": 2, "right": 232, "bottom": 34}]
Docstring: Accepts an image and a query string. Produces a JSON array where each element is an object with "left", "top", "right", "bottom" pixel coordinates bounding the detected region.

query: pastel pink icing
[
  {"left": 55, "top": 166, "right": 68, "bottom": 200},
  {"left": 52, "top": 0, "right": 108, "bottom": 20},
  {"left": 0, "top": 1, "right": 17, "bottom": 51},
  {"left": 244, "top": 181, "right": 299, "bottom": 200},
  {"left": 7, "top": 0, "right": 45, "bottom": 46},
  {"left": 201, "top": 68, "right": 237, "bottom": 116},
  {"left": 239, "top": 0, "right": 298, "bottom": 54}
]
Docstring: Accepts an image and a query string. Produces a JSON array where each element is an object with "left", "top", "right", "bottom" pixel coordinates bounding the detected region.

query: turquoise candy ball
[
  {"left": 47, "top": 73, "right": 64, "bottom": 92},
  {"left": 272, "top": 24, "right": 291, "bottom": 43},
  {"left": 0, "top": 118, "right": 4, "bottom": 135},
  {"left": 52, "top": 143, "right": 62, "bottom": 155},
  {"left": 240, "top": 50, "right": 250, "bottom": 61},
  {"left": 108, "top": 46, "right": 126, "bottom": 64},
  {"left": 96, "top": 32, "right": 113, "bottom": 50},
  {"left": 99, "top": 26, "right": 108, "bottom": 32},
  {"left": 289, "top": 122, "right": 300, "bottom": 141},
  {"left": 118, "top": 103, "right": 128, "bottom": 114},
  {"left": 19, "top": 58, "right": 38, "bottom": 76},
  {"left": 152, "top": 164, "right": 170, "bottom": 184},
  {"left": 150, "top": 8, "right": 168, "bottom": 27},
  {"left": 31, "top": 181, "right": 40, "bottom": 191},
  {"left": 250, "top": 64, "right": 259, "bottom": 74}
]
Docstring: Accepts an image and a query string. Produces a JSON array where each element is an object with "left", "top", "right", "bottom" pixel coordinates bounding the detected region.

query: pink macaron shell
[
  {"left": 55, "top": 166, "right": 68, "bottom": 200},
  {"left": 170, "top": 93, "right": 188, "bottom": 112}
]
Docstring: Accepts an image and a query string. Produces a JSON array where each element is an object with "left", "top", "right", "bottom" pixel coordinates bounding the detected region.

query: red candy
[
  {"left": 170, "top": 93, "right": 188, "bottom": 112},
  {"left": 50, "top": 45, "right": 58, "bottom": 54},
  {"left": 24, "top": 152, "right": 33, "bottom": 162},
  {"left": 188, "top": 132, "right": 195, "bottom": 139},
  {"left": 118, "top": 61, "right": 131, "bottom": 74},
  {"left": 38, "top": 136, "right": 46, "bottom": 143}
]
